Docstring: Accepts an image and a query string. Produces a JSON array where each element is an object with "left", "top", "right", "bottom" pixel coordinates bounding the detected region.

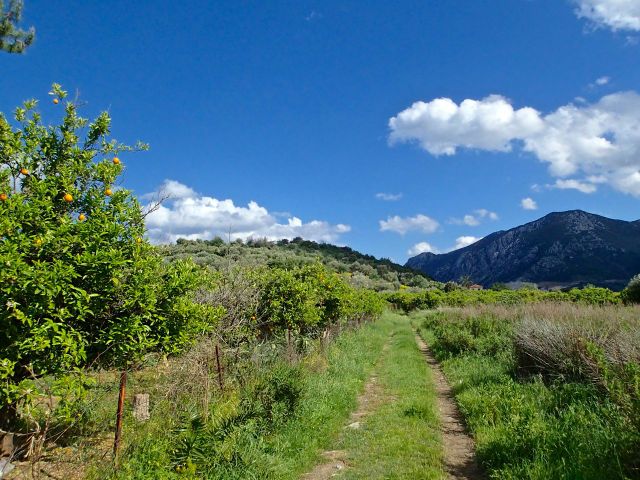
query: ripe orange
[
  {"left": 20, "top": 168, "right": 28, "bottom": 175},
  {"left": 53, "top": 98, "right": 59, "bottom": 105},
  {"left": 105, "top": 188, "right": 113, "bottom": 196},
  {"left": 0, "top": 193, "right": 7, "bottom": 202},
  {"left": 78, "top": 214, "right": 86, "bottom": 221},
  {"left": 63, "top": 193, "right": 73, "bottom": 203},
  {"left": 112, "top": 157, "right": 120, "bottom": 165}
]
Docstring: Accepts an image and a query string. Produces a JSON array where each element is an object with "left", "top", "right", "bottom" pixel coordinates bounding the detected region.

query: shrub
[{"left": 622, "top": 274, "right": 640, "bottom": 304}]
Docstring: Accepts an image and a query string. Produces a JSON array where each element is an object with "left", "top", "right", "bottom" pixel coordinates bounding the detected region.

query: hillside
[
  {"left": 160, "top": 237, "right": 435, "bottom": 291},
  {"left": 405, "top": 210, "right": 640, "bottom": 290}
]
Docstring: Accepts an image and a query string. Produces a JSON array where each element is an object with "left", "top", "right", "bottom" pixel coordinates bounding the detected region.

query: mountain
[
  {"left": 160, "top": 237, "right": 435, "bottom": 291},
  {"left": 405, "top": 210, "right": 640, "bottom": 290}
]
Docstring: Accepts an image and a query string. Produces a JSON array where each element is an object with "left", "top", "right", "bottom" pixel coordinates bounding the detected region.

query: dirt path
[
  {"left": 301, "top": 349, "right": 388, "bottom": 479},
  {"left": 415, "top": 334, "right": 484, "bottom": 480}
]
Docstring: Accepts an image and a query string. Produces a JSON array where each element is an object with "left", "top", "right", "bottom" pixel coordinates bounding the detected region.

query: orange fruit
[
  {"left": 112, "top": 157, "right": 120, "bottom": 165},
  {"left": 53, "top": 98, "right": 59, "bottom": 105},
  {"left": 63, "top": 193, "right": 73, "bottom": 202},
  {"left": 0, "top": 193, "right": 7, "bottom": 202},
  {"left": 20, "top": 168, "right": 28, "bottom": 175},
  {"left": 78, "top": 214, "right": 86, "bottom": 221},
  {"left": 34, "top": 238, "right": 42, "bottom": 247},
  {"left": 105, "top": 188, "right": 113, "bottom": 196},
  {"left": 136, "top": 237, "right": 142, "bottom": 244}
]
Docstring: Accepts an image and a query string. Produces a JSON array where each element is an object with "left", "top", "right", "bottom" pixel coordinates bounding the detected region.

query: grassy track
[{"left": 330, "top": 312, "right": 443, "bottom": 480}]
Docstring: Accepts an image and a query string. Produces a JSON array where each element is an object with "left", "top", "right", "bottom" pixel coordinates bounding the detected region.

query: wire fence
[{"left": 0, "top": 319, "right": 356, "bottom": 480}]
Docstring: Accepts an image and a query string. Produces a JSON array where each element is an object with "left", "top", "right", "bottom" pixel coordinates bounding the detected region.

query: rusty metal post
[
  {"left": 113, "top": 369, "right": 127, "bottom": 462},
  {"left": 215, "top": 343, "right": 224, "bottom": 391}
]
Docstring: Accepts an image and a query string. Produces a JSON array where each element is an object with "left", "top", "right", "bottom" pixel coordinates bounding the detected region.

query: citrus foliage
[
  {"left": 386, "top": 286, "right": 621, "bottom": 312},
  {"left": 256, "top": 263, "right": 384, "bottom": 335},
  {"left": 0, "top": 86, "right": 222, "bottom": 422}
]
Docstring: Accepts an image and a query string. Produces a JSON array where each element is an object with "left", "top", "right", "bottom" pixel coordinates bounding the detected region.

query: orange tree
[{"left": 0, "top": 85, "right": 222, "bottom": 427}]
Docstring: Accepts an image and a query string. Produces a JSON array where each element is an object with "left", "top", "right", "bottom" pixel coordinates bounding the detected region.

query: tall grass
[{"left": 416, "top": 303, "right": 640, "bottom": 479}]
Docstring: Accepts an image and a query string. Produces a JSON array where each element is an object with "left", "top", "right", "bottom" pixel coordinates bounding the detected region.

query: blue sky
[{"left": 1, "top": 0, "right": 639, "bottom": 262}]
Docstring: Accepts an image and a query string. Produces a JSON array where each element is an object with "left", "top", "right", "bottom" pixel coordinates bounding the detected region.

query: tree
[
  {"left": 1, "top": 0, "right": 35, "bottom": 53},
  {"left": 0, "top": 84, "right": 222, "bottom": 428}
]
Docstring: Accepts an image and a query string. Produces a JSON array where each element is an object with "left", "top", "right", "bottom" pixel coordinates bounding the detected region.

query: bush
[{"left": 622, "top": 274, "right": 640, "bottom": 304}]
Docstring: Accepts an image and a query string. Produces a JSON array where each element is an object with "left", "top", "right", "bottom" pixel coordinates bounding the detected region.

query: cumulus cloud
[
  {"left": 521, "top": 197, "right": 538, "bottom": 210},
  {"left": 407, "top": 242, "right": 438, "bottom": 256},
  {"left": 389, "top": 91, "right": 640, "bottom": 197},
  {"left": 549, "top": 178, "right": 598, "bottom": 193},
  {"left": 453, "top": 236, "right": 482, "bottom": 250},
  {"left": 379, "top": 214, "right": 439, "bottom": 235},
  {"left": 375, "top": 192, "right": 403, "bottom": 201},
  {"left": 450, "top": 208, "right": 499, "bottom": 226},
  {"left": 144, "top": 180, "right": 351, "bottom": 244},
  {"left": 389, "top": 95, "right": 543, "bottom": 155},
  {"left": 574, "top": 0, "right": 640, "bottom": 31}
]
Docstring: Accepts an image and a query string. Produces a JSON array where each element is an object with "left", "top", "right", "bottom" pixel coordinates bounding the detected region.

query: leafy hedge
[{"left": 386, "top": 286, "right": 621, "bottom": 312}]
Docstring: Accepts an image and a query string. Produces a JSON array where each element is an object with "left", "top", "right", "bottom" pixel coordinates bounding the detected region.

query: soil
[{"left": 415, "top": 334, "right": 484, "bottom": 480}]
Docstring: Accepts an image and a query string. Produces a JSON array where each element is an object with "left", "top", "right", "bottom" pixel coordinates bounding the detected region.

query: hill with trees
[{"left": 160, "top": 237, "right": 436, "bottom": 291}]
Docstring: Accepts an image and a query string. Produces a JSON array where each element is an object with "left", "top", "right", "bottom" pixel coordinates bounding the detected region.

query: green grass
[
  {"left": 335, "top": 312, "right": 443, "bottom": 479},
  {"left": 93, "top": 312, "right": 395, "bottom": 479},
  {"left": 416, "top": 308, "right": 640, "bottom": 480}
]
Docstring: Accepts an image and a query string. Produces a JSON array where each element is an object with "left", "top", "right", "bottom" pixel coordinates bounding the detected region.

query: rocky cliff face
[{"left": 405, "top": 210, "right": 640, "bottom": 290}]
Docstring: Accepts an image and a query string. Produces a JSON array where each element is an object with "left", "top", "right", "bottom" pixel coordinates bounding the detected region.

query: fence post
[
  {"left": 113, "top": 369, "right": 127, "bottom": 463},
  {"left": 132, "top": 394, "right": 150, "bottom": 422},
  {"left": 215, "top": 343, "right": 224, "bottom": 391}
]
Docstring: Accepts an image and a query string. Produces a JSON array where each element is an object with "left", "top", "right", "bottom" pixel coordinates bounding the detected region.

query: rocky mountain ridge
[{"left": 405, "top": 210, "right": 640, "bottom": 290}]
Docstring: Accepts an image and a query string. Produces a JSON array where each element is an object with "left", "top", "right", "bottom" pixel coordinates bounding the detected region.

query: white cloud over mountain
[
  {"left": 407, "top": 242, "right": 438, "bottom": 255},
  {"left": 549, "top": 178, "right": 598, "bottom": 194},
  {"left": 453, "top": 236, "right": 482, "bottom": 250},
  {"left": 379, "top": 214, "right": 439, "bottom": 235},
  {"left": 574, "top": 0, "right": 640, "bottom": 31},
  {"left": 144, "top": 180, "right": 350, "bottom": 244},
  {"left": 450, "top": 208, "right": 499, "bottom": 226},
  {"left": 389, "top": 91, "right": 640, "bottom": 197},
  {"left": 521, "top": 197, "right": 538, "bottom": 210}
]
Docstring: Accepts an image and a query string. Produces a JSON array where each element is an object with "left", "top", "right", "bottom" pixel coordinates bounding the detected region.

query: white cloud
[
  {"left": 595, "top": 76, "right": 611, "bottom": 86},
  {"left": 144, "top": 180, "right": 351, "bottom": 244},
  {"left": 375, "top": 192, "right": 403, "bottom": 201},
  {"left": 549, "top": 178, "right": 598, "bottom": 193},
  {"left": 450, "top": 208, "right": 499, "bottom": 226},
  {"left": 389, "top": 91, "right": 640, "bottom": 197},
  {"left": 521, "top": 197, "right": 538, "bottom": 210},
  {"left": 453, "top": 236, "right": 482, "bottom": 250},
  {"left": 574, "top": 0, "right": 640, "bottom": 31},
  {"left": 379, "top": 214, "right": 439, "bottom": 235},
  {"left": 389, "top": 95, "right": 543, "bottom": 155},
  {"left": 407, "top": 242, "right": 438, "bottom": 256}
]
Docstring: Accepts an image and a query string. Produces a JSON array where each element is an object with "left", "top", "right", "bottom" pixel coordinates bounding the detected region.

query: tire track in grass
[
  {"left": 415, "top": 334, "right": 484, "bottom": 480},
  {"left": 304, "top": 313, "right": 443, "bottom": 479},
  {"left": 301, "top": 345, "right": 390, "bottom": 480}
]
